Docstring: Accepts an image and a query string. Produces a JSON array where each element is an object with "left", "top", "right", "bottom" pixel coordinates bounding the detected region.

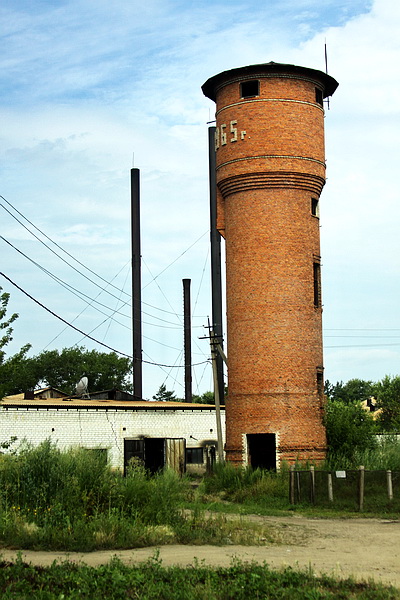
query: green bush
[{"left": 325, "top": 400, "right": 377, "bottom": 465}]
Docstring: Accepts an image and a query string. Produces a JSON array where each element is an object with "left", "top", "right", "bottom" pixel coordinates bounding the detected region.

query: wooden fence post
[
  {"left": 327, "top": 472, "right": 333, "bottom": 503},
  {"left": 296, "top": 470, "right": 301, "bottom": 503},
  {"left": 289, "top": 465, "right": 295, "bottom": 504},
  {"left": 387, "top": 470, "right": 393, "bottom": 501},
  {"left": 358, "top": 465, "right": 365, "bottom": 511},
  {"left": 310, "top": 465, "right": 315, "bottom": 504}
]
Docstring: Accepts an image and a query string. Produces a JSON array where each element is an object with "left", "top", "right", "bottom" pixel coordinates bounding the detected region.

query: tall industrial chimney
[{"left": 202, "top": 62, "right": 338, "bottom": 468}]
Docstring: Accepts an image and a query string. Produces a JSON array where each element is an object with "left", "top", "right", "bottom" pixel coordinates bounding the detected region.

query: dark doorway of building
[
  {"left": 144, "top": 438, "right": 165, "bottom": 473},
  {"left": 124, "top": 438, "right": 185, "bottom": 475},
  {"left": 247, "top": 433, "right": 276, "bottom": 470}
]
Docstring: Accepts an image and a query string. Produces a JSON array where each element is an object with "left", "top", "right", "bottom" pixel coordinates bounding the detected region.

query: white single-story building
[{"left": 0, "top": 388, "right": 226, "bottom": 473}]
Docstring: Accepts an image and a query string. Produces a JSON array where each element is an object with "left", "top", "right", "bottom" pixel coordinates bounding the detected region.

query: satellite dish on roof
[{"left": 75, "top": 376, "right": 89, "bottom": 398}]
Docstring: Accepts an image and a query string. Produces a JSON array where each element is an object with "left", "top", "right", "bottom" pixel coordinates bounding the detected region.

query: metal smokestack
[
  {"left": 183, "top": 278, "right": 192, "bottom": 402},
  {"left": 131, "top": 168, "right": 142, "bottom": 399}
]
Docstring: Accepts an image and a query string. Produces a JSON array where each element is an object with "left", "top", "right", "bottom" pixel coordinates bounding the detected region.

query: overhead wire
[
  {"left": 1, "top": 233, "right": 200, "bottom": 329},
  {"left": 1, "top": 197, "right": 131, "bottom": 303},
  {"left": 0, "top": 235, "right": 131, "bottom": 322},
  {"left": 1, "top": 194, "right": 208, "bottom": 320},
  {"left": 142, "top": 230, "right": 208, "bottom": 290},
  {"left": 42, "top": 262, "right": 131, "bottom": 350},
  {"left": 1, "top": 195, "right": 213, "bottom": 372},
  {"left": 0, "top": 272, "right": 209, "bottom": 369}
]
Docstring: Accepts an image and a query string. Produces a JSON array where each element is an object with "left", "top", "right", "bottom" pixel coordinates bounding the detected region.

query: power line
[
  {"left": 1, "top": 235, "right": 131, "bottom": 322},
  {"left": 0, "top": 197, "right": 132, "bottom": 303},
  {"left": 0, "top": 272, "right": 209, "bottom": 369},
  {"left": 1, "top": 194, "right": 210, "bottom": 322},
  {"left": 142, "top": 230, "right": 208, "bottom": 289},
  {"left": 2, "top": 234, "right": 201, "bottom": 329}
]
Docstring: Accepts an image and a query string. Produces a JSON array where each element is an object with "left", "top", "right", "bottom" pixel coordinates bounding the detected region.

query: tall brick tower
[{"left": 202, "top": 62, "right": 338, "bottom": 468}]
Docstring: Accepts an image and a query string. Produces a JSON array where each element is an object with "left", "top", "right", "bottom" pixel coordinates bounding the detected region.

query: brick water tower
[{"left": 202, "top": 62, "right": 338, "bottom": 468}]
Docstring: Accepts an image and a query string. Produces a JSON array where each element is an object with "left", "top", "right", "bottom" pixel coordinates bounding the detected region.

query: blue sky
[{"left": 1, "top": 0, "right": 399, "bottom": 399}]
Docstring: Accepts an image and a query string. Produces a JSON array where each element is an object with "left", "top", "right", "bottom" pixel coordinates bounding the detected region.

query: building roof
[
  {"left": 1, "top": 395, "right": 222, "bottom": 411},
  {"left": 202, "top": 61, "right": 339, "bottom": 102}
]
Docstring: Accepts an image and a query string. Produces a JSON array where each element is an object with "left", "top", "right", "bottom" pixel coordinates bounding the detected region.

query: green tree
[
  {"left": 32, "top": 347, "right": 133, "bottom": 394},
  {"left": 375, "top": 375, "right": 400, "bottom": 432},
  {"left": 152, "top": 384, "right": 177, "bottom": 402},
  {"left": 0, "top": 287, "right": 31, "bottom": 398},
  {"left": 324, "top": 379, "right": 375, "bottom": 404},
  {"left": 325, "top": 400, "right": 377, "bottom": 462},
  {"left": 3, "top": 346, "right": 133, "bottom": 396},
  {"left": 193, "top": 390, "right": 215, "bottom": 404}
]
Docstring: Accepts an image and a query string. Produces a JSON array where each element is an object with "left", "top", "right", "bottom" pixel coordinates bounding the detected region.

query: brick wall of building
[{"left": 0, "top": 406, "right": 224, "bottom": 470}]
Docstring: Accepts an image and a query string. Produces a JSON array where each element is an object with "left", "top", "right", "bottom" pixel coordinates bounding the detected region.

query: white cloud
[{"left": 1, "top": 0, "right": 399, "bottom": 397}]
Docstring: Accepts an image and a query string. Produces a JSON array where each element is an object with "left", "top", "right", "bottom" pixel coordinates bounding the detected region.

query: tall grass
[
  {"left": 200, "top": 461, "right": 289, "bottom": 510},
  {"left": 326, "top": 436, "right": 400, "bottom": 470},
  {"left": 0, "top": 439, "right": 189, "bottom": 550},
  {"left": 2, "top": 555, "right": 399, "bottom": 600}
]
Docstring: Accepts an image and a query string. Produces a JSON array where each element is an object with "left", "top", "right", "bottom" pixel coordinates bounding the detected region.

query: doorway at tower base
[{"left": 225, "top": 438, "right": 327, "bottom": 470}]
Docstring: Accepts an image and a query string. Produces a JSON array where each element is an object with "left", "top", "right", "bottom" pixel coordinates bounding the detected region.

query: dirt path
[{"left": 2, "top": 515, "right": 400, "bottom": 587}]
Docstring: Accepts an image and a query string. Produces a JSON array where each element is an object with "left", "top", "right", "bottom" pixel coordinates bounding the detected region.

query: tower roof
[{"left": 202, "top": 61, "right": 338, "bottom": 102}]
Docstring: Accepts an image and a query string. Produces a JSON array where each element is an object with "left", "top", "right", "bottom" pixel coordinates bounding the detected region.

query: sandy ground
[{"left": 1, "top": 515, "right": 400, "bottom": 588}]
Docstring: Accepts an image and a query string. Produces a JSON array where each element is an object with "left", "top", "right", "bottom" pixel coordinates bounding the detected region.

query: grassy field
[
  {"left": 1, "top": 441, "right": 400, "bottom": 551},
  {"left": 1, "top": 554, "right": 399, "bottom": 600},
  {"left": 1, "top": 441, "right": 400, "bottom": 598}
]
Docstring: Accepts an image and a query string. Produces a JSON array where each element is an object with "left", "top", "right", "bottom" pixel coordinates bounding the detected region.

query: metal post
[
  {"left": 183, "top": 278, "right": 192, "bottom": 403},
  {"left": 310, "top": 465, "right": 315, "bottom": 504},
  {"left": 328, "top": 472, "right": 334, "bottom": 503},
  {"left": 131, "top": 168, "right": 142, "bottom": 399},
  {"left": 358, "top": 465, "right": 365, "bottom": 512},
  {"left": 387, "top": 470, "right": 393, "bottom": 501},
  {"left": 289, "top": 465, "right": 295, "bottom": 504}
]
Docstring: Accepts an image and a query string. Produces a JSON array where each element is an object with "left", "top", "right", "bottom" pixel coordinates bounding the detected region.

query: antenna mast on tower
[{"left": 325, "top": 41, "right": 330, "bottom": 109}]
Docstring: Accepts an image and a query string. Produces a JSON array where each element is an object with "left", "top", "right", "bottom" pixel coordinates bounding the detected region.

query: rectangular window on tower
[
  {"left": 316, "top": 367, "right": 324, "bottom": 397},
  {"left": 241, "top": 80, "right": 259, "bottom": 98},
  {"left": 313, "top": 261, "right": 322, "bottom": 308},
  {"left": 315, "top": 88, "right": 323, "bottom": 106},
  {"left": 311, "top": 197, "right": 319, "bottom": 217}
]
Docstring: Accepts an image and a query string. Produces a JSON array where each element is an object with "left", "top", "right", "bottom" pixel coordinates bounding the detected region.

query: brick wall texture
[{"left": 203, "top": 64, "right": 338, "bottom": 467}]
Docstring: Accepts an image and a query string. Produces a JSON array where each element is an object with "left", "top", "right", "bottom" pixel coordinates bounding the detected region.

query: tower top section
[{"left": 202, "top": 61, "right": 338, "bottom": 102}]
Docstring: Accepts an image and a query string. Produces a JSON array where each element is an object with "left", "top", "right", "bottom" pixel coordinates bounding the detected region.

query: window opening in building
[
  {"left": 313, "top": 262, "right": 322, "bottom": 308},
  {"left": 311, "top": 197, "right": 319, "bottom": 217},
  {"left": 247, "top": 433, "right": 276, "bottom": 470},
  {"left": 315, "top": 87, "right": 323, "bottom": 106},
  {"left": 241, "top": 80, "right": 259, "bottom": 98},
  {"left": 123, "top": 439, "right": 144, "bottom": 475},
  {"left": 186, "top": 447, "right": 204, "bottom": 464}
]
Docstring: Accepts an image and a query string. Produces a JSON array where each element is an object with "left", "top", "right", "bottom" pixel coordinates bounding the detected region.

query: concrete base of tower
[
  {"left": 224, "top": 391, "right": 327, "bottom": 469},
  {"left": 224, "top": 446, "right": 246, "bottom": 467}
]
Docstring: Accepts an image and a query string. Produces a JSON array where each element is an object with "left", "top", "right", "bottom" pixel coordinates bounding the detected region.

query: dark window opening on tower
[
  {"left": 315, "top": 88, "right": 323, "bottom": 106},
  {"left": 313, "top": 262, "right": 322, "bottom": 308},
  {"left": 247, "top": 433, "right": 276, "bottom": 470},
  {"left": 311, "top": 197, "right": 319, "bottom": 217},
  {"left": 241, "top": 80, "right": 259, "bottom": 98},
  {"left": 316, "top": 368, "right": 324, "bottom": 396}
]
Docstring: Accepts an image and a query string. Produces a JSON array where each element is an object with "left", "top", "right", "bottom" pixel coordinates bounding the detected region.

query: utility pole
[{"left": 207, "top": 320, "right": 225, "bottom": 462}]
